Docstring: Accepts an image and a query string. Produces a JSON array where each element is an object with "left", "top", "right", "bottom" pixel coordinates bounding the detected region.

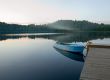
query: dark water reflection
[
  {"left": 0, "top": 32, "right": 110, "bottom": 42},
  {"left": 54, "top": 47, "right": 84, "bottom": 62},
  {"left": 0, "top": 32, "right": 110, "bottom": 80}
]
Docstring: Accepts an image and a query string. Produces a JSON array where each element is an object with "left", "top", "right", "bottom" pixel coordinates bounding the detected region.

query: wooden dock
[{"left": 80, "top": 44, "right": 110, "bottom": 80}]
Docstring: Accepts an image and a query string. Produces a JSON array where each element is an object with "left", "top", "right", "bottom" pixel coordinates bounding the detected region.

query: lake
[{"left": 0, "top": 32, "right": 110, "bottom": 80}]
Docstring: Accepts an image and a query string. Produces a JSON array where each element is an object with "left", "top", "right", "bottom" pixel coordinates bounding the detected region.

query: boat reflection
[{"left": 54, "top": 46, "right": 85, "bottom": 62}]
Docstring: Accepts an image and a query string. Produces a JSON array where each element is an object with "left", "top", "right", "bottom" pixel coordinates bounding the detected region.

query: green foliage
[{"left": 0, "top": 20, "right": 110, "bottom": 34}]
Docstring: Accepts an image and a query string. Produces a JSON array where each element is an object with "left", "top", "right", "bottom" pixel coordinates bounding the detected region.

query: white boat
[{"left": 54, "top": 42, "right": 85, "bottom": 55}]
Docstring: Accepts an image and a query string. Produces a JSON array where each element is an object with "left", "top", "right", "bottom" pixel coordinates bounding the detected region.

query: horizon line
[{"left": 0, "top": 19, "right": 110, "bottom": 25}]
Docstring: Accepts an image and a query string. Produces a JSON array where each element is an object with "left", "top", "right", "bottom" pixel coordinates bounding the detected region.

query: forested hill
[
  {"left": 47, "top": 20, "right": 110, "bottom": 31},
  {"left": 0, "top": 20, "right": 110, "bottom": 34}
]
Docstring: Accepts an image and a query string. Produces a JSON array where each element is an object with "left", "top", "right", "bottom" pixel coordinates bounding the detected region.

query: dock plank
[{"left": 80, "top": 48, "right": 110, "bottom": 80}]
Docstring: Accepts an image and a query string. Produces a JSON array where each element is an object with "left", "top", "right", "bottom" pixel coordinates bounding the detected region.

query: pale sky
[{"left": 0, "top": 0, "right": 110, "bottom": 24}]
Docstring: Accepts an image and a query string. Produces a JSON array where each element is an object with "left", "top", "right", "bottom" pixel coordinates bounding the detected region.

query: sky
[{"left": 0, "top": 0, "right": 110, "bottom": 24}]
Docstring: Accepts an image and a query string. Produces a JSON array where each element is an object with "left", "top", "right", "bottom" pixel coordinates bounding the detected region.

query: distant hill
[
  {"left": 47, "top": 20, "right": 110, "bottom": 31},
  {"left": 0, "top": 20, "right": 110, "bottom": 34}
]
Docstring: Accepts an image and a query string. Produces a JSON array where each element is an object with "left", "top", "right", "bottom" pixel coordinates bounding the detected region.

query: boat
[{"left": 54, "top": 42, "right": 86, "bottom": 55}]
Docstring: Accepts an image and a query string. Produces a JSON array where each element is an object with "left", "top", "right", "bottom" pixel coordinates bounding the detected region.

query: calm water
[{"left": 0, "top": 32, "right": 110, "bottom": 80}]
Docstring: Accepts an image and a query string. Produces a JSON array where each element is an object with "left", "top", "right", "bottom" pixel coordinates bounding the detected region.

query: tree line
[{"left": 0, "top": 20, "right": 110, "bottom": 34}]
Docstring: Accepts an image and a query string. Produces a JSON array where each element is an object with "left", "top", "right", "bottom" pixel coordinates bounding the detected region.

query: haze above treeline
[{"left": 0, "top": 20, "right": 110, "bottom": 34}]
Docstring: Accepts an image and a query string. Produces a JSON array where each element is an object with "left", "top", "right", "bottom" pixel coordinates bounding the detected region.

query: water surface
[
  {"left": 0, "top": 37, "right": 84, "bottom": 80},
  {"left": 0, "top": 32, "right": 110, "bottom": 80}
]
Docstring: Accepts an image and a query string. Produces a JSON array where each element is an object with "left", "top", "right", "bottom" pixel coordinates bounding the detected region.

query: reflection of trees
[{"left": 0, "top": 32, "right": 110, "bottom": 42}]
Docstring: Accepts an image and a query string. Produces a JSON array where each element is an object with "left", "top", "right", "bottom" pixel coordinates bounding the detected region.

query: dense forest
[{"left": 0, "top": 20, "right": 110, "bottom": 34}]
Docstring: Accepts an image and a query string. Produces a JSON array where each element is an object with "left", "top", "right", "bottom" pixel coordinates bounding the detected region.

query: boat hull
[{"left": 54, "top": 42, "right": 85, "bottom": 54}]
